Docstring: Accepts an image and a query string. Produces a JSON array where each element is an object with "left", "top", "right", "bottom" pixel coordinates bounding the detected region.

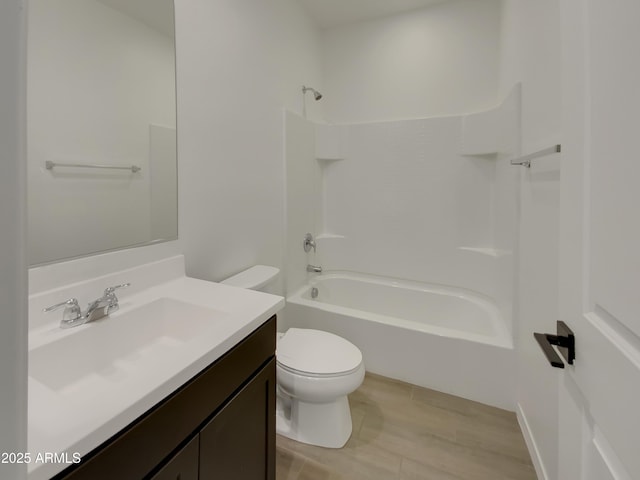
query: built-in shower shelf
[
  {"left": 458, "top": 247, "right": 511, "bottom": 258},
  {"left": 459, "top": 153, "right": 498, "bottom": 159},
  {"left": 316, "top": 233, "right": 345, "bottom": 240}
]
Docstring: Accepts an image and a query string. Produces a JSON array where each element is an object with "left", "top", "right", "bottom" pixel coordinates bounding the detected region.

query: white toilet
[
  {"left": 221, "top": 266, "right": 365, "bottom": 449},
  {"left": 276, "top": 327, "right": 365, "bottom": 448}
]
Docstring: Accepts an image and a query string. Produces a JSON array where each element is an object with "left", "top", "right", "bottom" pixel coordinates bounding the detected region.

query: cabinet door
[
  {"left": 199, "top": 359, "right": 276, "bottom": 480},
  {"left": 149, "top": 435, "right": 199, "bottom": 480}
]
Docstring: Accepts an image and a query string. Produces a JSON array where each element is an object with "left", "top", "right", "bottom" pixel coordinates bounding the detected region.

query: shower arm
[{"left": 302, "top": 85, "right": 322, "bottom": 101}]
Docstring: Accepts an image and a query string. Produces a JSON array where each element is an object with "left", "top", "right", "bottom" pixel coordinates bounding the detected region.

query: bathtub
[{"left": 284, "top": 271, "right": 516, "bottom": 410}]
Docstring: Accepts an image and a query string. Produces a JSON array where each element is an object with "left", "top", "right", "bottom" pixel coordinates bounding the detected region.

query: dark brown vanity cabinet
[
  {"left": 199, "top": 360, "right": 275, "bottom": 479},
  {"left": 54, "top": 316, "right": 276, "bottom": 480},
  {"left": 150, "top": 435, "right": 199, "bottom": 480}
]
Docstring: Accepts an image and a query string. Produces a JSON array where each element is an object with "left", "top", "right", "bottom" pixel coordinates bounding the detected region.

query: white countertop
[{"left": 27, "top": 269, "right": 283, "bottom": 480}]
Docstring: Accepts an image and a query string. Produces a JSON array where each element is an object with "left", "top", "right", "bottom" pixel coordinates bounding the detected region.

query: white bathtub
[{"left": 285, "top": 271, "right": 516, "bottom": 410}]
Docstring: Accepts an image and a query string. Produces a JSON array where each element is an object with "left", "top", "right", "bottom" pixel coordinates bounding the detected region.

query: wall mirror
[{"left": 27, "top": 0, "right": 177, "bottom": 266}]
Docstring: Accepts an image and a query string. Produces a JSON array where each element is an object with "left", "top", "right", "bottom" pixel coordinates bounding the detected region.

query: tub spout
[{"left": 307, "top": 264, "right": 322, "bottom": 273}]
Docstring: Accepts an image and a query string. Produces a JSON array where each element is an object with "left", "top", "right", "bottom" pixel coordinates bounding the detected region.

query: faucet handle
[
  {"left": 103, "top": 283, "right": 130, "bottom": 314},
  {"left": 303, "top": 233, "right": 316, "bottom": 253},
  {"left": 103, "top": 283, "right": 130, "bottom": 296},
  {"left": 44, "top": 298, "right": 82, "bottom": 322}
]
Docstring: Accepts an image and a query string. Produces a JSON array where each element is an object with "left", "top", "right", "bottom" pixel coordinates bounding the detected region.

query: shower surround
[{"left": 283, "top": 89, "right": 519, "bottom": 408}]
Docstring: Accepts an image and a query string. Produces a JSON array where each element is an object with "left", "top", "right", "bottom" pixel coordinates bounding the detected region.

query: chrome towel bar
[
  {"left": 45, "top": 160, "right": 141, "bottom": 173},
  {"left": 510, "top": 144, "right": 561, "bottom": 168}
]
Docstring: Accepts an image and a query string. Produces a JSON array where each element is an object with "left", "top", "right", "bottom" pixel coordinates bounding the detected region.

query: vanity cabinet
[
  {"left": 53, "top": 316, "right": 276, "bottom": 480},
  {"left": 199, "top": 361, "right": 275, "bottom": 479},
  {"left": 150, "top": 436, "right": 199, "bottom": 480}
]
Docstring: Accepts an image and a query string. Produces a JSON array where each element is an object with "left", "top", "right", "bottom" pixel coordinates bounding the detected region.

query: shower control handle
[{"left": 303, "top": 233, "right": 316, "bottom": 253}]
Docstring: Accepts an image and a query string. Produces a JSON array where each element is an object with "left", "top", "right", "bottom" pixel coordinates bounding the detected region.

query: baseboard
[{"left": 516, "top": 402, "right": 550, "bottom": 480}]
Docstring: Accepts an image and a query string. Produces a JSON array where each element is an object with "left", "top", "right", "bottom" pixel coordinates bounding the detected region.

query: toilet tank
[{"left": 220, "top": 265, "right": 280, "bottom": 292}]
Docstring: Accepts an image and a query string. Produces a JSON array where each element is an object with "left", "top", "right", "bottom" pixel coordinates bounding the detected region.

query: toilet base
[{"left": 276, "top": 392, "right": 353, "bottom": 448}]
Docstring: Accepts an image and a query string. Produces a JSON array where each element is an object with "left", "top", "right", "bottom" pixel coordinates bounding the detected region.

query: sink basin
[{"left": 29, "top": 298, "right": 229, "bottom": 394}]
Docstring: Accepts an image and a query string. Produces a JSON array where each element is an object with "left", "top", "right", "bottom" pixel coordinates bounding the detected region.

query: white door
[{"left": 557, "top": 1, "right": 640, "bottom": 479}]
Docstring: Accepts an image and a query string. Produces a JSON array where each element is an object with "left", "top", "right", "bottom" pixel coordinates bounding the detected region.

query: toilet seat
[
  {"left": 277, "top": 328, "right": 362, "bottom": 376},
  {"left": 277, "top": 361, "right": 361, "bottom": 378}
]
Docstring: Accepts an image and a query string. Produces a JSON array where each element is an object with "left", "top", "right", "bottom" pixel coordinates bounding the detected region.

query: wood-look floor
[{"left": 276, "top": 373, "right": 537, "bottom": 480}]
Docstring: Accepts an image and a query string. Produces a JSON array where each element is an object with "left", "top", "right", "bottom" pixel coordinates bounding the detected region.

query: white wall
[
  {"left": 176, "top": 0, "right": 324, "bottom": 290},
  {"left": 500, "top": 1, "right": 563, "bottom": 479},
  {"left": 321, "top": 0, "right": 501, "bottom": 124},
  {"left": 0, "top": 0, "right": 27, "bottom": 478},
  {"left": 27, "top": 0, "right": 176, "bottom": 265}
]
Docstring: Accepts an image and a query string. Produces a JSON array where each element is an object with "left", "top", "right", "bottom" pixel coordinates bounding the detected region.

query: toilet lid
[{"left": 277, "top": 328, "right": 362, "bottom": 375}]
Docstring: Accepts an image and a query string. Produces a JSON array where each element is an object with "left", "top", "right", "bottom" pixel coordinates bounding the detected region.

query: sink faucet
[
  {"left": 85, "top": 283, "right": 129, "bottom": 321},
  {"left": 44, "top": 283, "right": 130, "bottom": 329},
  {"left": 306, "top": 264, "right": 322, "bottom": 273}
]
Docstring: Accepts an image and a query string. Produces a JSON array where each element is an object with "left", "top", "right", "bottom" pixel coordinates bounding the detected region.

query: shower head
[{"left": 302, "top": 85, "right": 322, "bottom": 101}]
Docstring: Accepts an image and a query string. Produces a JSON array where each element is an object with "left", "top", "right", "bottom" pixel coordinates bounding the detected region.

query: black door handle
[{"left": 534, "top": 321, "right": 575, "bottom": 369}]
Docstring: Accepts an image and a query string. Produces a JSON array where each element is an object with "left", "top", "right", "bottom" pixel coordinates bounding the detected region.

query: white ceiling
[
  {"left": 97, "top": 0, "right": 174, "bottom": 37},
  {"left": 98, "top": 0, "right": 449, "bottom": 36},
  {"left": 297, "top": 0, "right": 451, "bottom": 29}
]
